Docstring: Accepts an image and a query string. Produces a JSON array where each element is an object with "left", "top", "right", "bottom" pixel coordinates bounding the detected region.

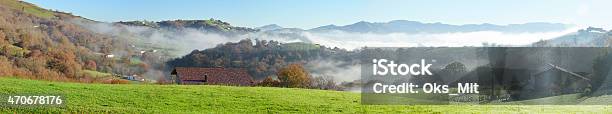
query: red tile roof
[{"left": 171, "top": 67, "right": 254, "bottom": 86}]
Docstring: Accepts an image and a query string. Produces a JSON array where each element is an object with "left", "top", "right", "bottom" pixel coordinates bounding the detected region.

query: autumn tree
[
  {"left": 277, "top": 63, "right": 312, "bottom": 88},
  {"left": 443, "top": 62, "right": 467, "bottom": 73},
  {"left": 438, "top": 62, "right": 467, "bottom": 83}
]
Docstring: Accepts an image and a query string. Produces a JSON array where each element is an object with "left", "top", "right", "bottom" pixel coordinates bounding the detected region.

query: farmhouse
[
  {"left": 171, "top": 67, "right": 254, "bottom": 86},
  {"left": 524, "top": 63, "right": 591, "bottom": 98}
]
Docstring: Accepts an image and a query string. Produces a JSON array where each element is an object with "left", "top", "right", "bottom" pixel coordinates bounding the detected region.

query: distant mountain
[
  {"left": 257, "top": 24, "right": 283, "bottom": 31},
  {"left": 309, "top": 20, "right": 573, "bottom": 33},
  {"left": 118, "top": 19, "right": 575, "bottom": 35},
  {"left": 532, "top": 27, "right": 612, "bottom": 47}
]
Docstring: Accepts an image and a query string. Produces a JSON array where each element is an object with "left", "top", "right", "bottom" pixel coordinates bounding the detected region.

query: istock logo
[{"left": 372, "top": 59, "right": 432, "bottom": 76}]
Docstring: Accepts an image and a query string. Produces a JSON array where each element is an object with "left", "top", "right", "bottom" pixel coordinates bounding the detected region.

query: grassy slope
[
  {"left": 0, "top": 0, "right": 54, "bottom": 19},
  {"left": 81, "top": 70, "right": 111, "bottom": 78},
  {"left": 0, "top": 77, "right": 611, "bottom": 113}
]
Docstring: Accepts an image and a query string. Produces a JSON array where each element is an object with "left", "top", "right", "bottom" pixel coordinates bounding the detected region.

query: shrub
[
  {"left": 107, "top": 79, "right": 129, "bottom": 84},
  {"left": 257, "top": 76, "right": 280, "bottom": 87},
  {"left": 156, "top": 76, "right": 172, "bottom": 85},
  {"left": 311, "top": 75, "right": 339, "bottom": 90},
  {"left": 85, "top": 60, "right": 97, "bottom": 71}
]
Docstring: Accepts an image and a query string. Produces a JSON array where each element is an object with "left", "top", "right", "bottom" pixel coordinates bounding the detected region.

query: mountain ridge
[
  {"left": 256, "top": 24, "right": 283, "bottom": 31},
  {"left": 307, "top": 20, "right": 573, "bottom": 33}
]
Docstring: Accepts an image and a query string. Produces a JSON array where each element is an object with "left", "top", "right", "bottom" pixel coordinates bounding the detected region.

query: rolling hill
[
  {"left": 0, "top": 0, "right": 124, "bottom": 82},
  {"left": 116, "top": 19, "right": 259, "bottom": 35},
  {"left": 532, "top": 27, "right": 611, "bottom": 47}
]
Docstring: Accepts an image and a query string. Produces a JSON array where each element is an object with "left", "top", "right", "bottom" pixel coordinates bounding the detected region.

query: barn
[{"left": 171, "top": 67, "right": 254, "bottom": 86}]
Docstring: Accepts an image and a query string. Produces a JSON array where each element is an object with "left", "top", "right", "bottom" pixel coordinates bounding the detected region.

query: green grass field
[
  {"left": 80, "top": 70, "right": 112, "bottom": 78},
  {"left": 0, "top": 77, "right": 611, "bottom": 113}
]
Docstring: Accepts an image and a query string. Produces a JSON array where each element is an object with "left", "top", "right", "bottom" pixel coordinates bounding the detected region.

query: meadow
[{"left": 0, "top": 77, "right": 610, "bottom": 113}]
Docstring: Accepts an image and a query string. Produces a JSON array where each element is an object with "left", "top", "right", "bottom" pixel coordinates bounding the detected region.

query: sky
[{"left": 25, "top": 0, "right": 612, "bottom": 29}]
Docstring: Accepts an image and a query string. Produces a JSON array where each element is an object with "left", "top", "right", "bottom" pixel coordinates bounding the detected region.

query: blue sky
[{"left": 25, "top": 0, "right": 611, "bottom": 29}]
